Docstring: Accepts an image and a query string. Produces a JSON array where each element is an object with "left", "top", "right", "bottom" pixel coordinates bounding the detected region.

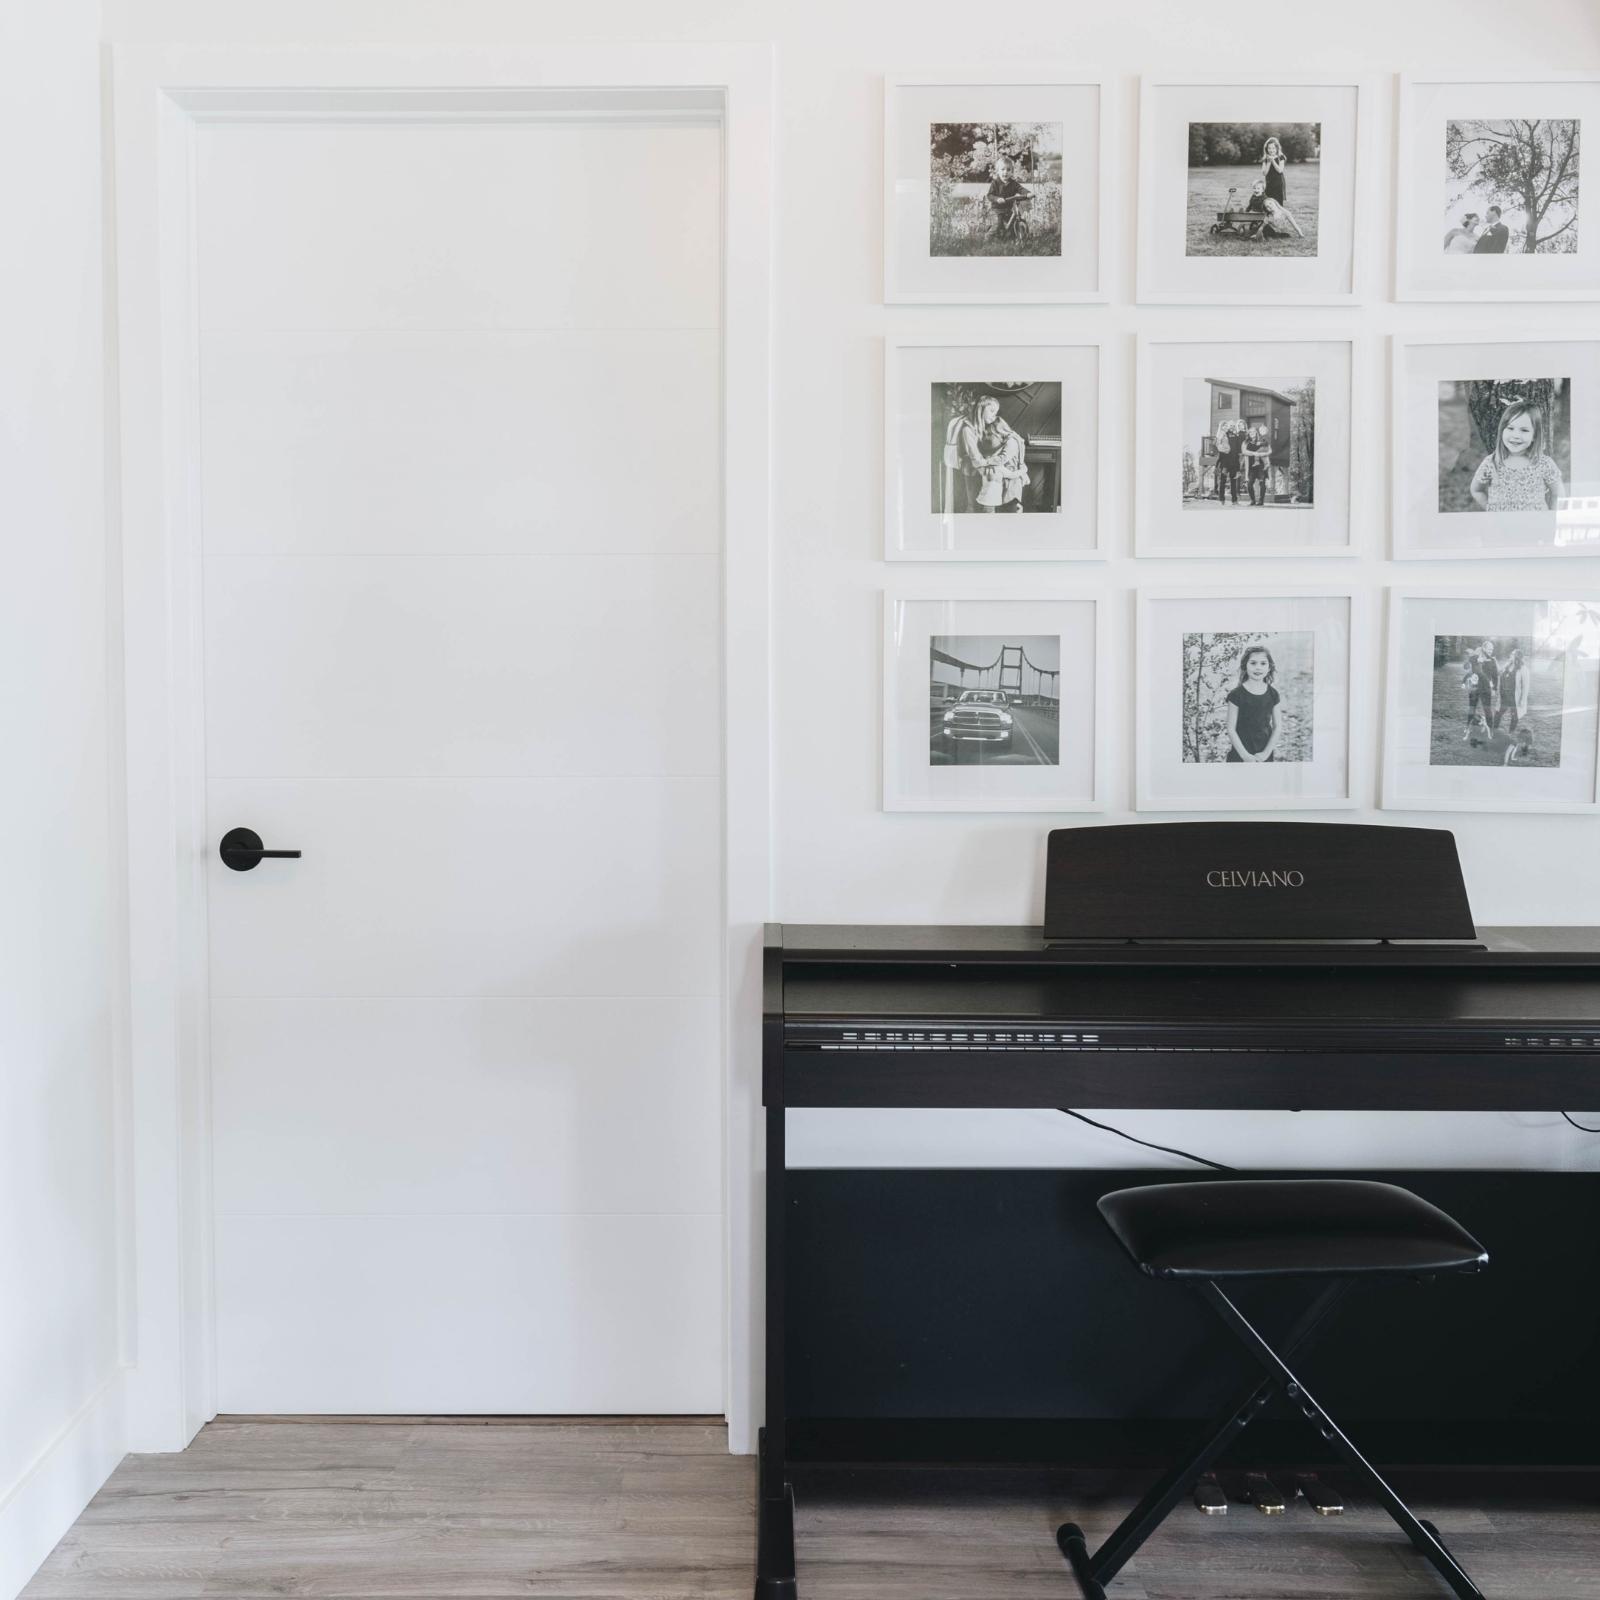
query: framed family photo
[
  {"left": 1382, "top": 591, "right": 1600, "bottom": 812},
  {"left": 883, "top": 68, "right": 1110, "bottom": 304},
  {"left": 884, "top": 336, "right": 1105, "bottom": 560},
  {"left": 883, "top": 593, "right": 1106, "bottom": 812},
  {"left": 1392, "top": 334, "right": 1600, "bottom": 559},
  {"left": 1136, "top": 588, "right": 1362, "bottom": 812},
  {"left": 1135, "top": 334, "right": 1354, "bottom": 557},
  {"left": 1136, "top": 76, "right": 1369, "bottom": 304},
  {"left": 1396, "top": 75, "right": 1600, "bottom": 302}
]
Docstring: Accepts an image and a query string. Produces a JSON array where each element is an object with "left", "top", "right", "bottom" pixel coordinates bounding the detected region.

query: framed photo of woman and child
[
  {"left": 883, "top": 69, "right": 1111, "bottom": 304},
  {"left": 1136, "top": 76, "right": 1369, "bottom": 304},
  {"left": 1393, "top": 335, "right": 1600, "bottom": 558},
  {"left": 884, "top": 336, "right": 1105, "bottom": 560},
  {"left": 1382, "top": 592, "right": 1600, "bottom": 813},
  {"left": 1135, "top": 335, "right": 1354, "bottom": 557},
  {"left": 1136, "top": 589, "right": 1362, "bottom": 812},
  {"left": 1396, "top": 75, "right": 1600, "bottom": 302}
]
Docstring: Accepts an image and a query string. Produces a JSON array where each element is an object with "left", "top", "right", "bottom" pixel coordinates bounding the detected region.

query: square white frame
[
  {"left": 1135, "top": 330, "right": 1357, "bottom": 558},
  {"left": 1396, "top": 74, "right": 1600, "bottom": 303},
  {"left": 1391, "top": 331, "right": 1600, "bottom": 560},
  {"left": 884, "top": 333, "right": 1109, "bottom": 561},
  {"left": 1381, "top": 588, "right": 1600, "bottom": 813},
  {"left": 1136, "top": 74, "right": 1373, "bottom": 306},
  {"left": 884, "top": 67, "right": 1113, "bottom": 305},
  {"left": 883, "top": 591, "right": 1109, "bottom": 812},
  {"left": 1136, "top": 586, "right": 1367, "bottom": 812}
]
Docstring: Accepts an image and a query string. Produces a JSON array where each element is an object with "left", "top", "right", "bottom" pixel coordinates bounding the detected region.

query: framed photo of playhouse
[
  {"left": 1395, "top": 74, "right": 1600, "bottom": 302},
  {"left": 1393, "top": 334, "right": 1600, "bottom": 559},
  {"left": 1135, "top": 334, "right": 1354, "bottom": 558},
  {"left": 1136, "top": 588, "right": 1363, "bottom": 812},
  {"left": 883, "top": 68, "right": 1111, "bottom": 304},
  {"left": 1135, "top": 75, "right": 1369, "bottom": 305},
  {"left": 884, "top": 335, "right": 1106, "bottom": 560},
  {"left": 883, "top": 593, "right": 1106, "bottom": 812},
  {"left": 1382, "top": 590, "right": 1600, "bottom": 813}
]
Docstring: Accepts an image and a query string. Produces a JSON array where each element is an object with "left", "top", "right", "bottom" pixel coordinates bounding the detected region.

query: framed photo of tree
[
  {"left": 1397, "top": 75, "right": 1600, "bottom": 301},
  {"left": 884, "top": 69, "right": 1111, "bottom": 304}
]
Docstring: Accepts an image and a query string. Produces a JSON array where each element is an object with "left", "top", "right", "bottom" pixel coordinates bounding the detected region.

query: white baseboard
[{"left": 0, "top": 1369, "right": 127, "bottom": 1600}]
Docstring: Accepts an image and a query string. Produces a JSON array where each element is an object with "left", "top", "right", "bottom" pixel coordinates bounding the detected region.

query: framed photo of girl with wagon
[
  {"left": 884, "top": 69, "right": 1111, "bottom": 304},
  {"left": 1392, "top": 334, "right": 1600, "bottom": 559},
  {"left": 1136, "top": 76, "right": 1370, "bottom": 305}
]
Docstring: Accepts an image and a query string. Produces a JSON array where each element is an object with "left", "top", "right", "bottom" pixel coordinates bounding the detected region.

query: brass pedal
[
  {"left": 1295, "top": 1474, "right": 1344, "bottom": 1516},
  {"left": 1241, "top": 1472, "right": 1287, "bottom": 1514},
  {"left": 1192, "top": 1472, "right": 1228, "bottom": 1515}
]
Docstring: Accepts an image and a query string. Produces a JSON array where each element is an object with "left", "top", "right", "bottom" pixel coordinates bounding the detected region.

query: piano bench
[{"left": 1056, "top": 1178, "right": 1490, "bottom": 1600}]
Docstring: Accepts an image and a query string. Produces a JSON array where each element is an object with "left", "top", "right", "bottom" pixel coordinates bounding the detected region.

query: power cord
[
  {"left": 1057, "top": 1107, "right": 1235, "bottom": 1172},
  {"left": 1560, "top": 1111, "right": 1600, "bottom": 1133}
]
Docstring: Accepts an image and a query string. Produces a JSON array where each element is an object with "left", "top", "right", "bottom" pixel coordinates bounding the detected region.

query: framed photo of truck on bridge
[
  {"left": 882, "top": 593, "right": 1106, "bottom": 812},
  {"left": 883, "top": 68, "right": 1110, "bottom": 304},
  {"left": 1135, "top": 334, "right": 1355, "bottom": 558}
]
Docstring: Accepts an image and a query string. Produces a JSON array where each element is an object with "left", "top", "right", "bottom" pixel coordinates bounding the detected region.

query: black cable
[
  {"left": 1560, "top": 1111, "right": 1600, "bottom": 1133},
  {"left": 1056, "top": 1107, "right": 1234, "bottom": 1172}
]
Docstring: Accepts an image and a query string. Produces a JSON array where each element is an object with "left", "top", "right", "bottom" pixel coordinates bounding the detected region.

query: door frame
[{"left": 109, "top": 42, "right": 773, "bottom": 1454}]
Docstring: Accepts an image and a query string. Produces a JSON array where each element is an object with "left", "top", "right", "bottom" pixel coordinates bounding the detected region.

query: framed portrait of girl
[
  {"left": 1136, "top": 588, "right": 1364, "bottom": 811},
  {"left": 1393, "top": 334, "right": 1600, "bottom": 559}
]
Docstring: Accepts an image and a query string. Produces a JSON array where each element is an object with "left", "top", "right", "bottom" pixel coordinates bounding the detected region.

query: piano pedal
[
  {"left": 1241, "top": 1472, "right": 1287, "bottom": 1515},
  {"left": 1192, "top": 1472, "right": 1228, "bottom": 1515},
  {"left": 1295, "top": 1474, "right": 1344, "bottom": 1515}
]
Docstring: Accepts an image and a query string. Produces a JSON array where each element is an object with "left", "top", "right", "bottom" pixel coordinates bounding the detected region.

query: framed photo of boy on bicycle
[{"left": 884, "top": 69, "right": 1110, "bottom": 303}]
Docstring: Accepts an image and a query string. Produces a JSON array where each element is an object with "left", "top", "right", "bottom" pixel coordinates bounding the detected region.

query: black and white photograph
[
  {"left": 1427, "top": 633, "right": 1564, "bottom": 768},
  {"left": 1180, "top": 631, "right": 1314, "bottom": 764},
  {"left": 1186, "top": 122, "right": 1320, "bottom": 257},
  {"left": 932, "top": 382, "right": 1061, "bottom": 516},
  {"left": 1437, "top": 378, "right": 1570, "bottom": 514},
  {"left": 1182, "top": 376, "right": 1315, "bottom": 510},
  {"left": 1442, "top": 119, "right": 1581, "bottom": 256},
  {"left": 929, "top": 121, "right": 1063, "bottom": 258},
  {"left": 929, "top": 634, "right": 1059, "bottom": 766},
  {"left": 884, "top": 595, "right": 1102, "bottom": 811}
]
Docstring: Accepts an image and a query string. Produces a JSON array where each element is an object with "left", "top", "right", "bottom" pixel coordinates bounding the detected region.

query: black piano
[{"left": 755, "top": 823, "right": 1600, "bottom": 1598}]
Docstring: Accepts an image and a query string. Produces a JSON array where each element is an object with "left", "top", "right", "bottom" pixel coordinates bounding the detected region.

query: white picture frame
[
  {"left": 1135, "top": 74, "right": 1370, "bottom": 305},
  {"left": 1136, "top": 587, "right": 1363, "bottom": 812},
  {"left": 883, "top": 67, "right": 1111, "bottom": 305},
  {"left": 1392, "top": 332, "right": 1600, "bottom": 559},
  {"left": 884, "top": 334, "right": 1107, "bottom": 561},
  {"left": 883, "top": 592, "right": 1107, "bottom": 812},
  {"left": 1135, "top": 332, "right": 1355, "bottom": 558},
  {"left": 1381, "top": 589, "right": 1600, "bottom": 814},
  {"left": 1396, "top": 74, "right": 1600, "bottom": 303}
]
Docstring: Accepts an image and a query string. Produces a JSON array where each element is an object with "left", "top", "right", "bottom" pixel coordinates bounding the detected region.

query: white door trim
[{"left": 109, "top": 42, "right": 773, "bottom": 1454}]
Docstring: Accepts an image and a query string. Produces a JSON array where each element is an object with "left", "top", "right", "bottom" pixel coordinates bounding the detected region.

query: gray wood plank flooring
[{"left": 20, "top": 1421, "right": 1600, "bottom": 1599}]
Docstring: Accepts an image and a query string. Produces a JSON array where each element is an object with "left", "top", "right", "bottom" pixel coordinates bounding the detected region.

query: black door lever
[{"left": 220, "top": 826, "right": 303, "bottom": 873}]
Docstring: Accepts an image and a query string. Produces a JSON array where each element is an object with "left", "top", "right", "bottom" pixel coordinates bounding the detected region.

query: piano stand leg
[{"left": 754, "top": 1427, "right": 798, "bottom": 1599}]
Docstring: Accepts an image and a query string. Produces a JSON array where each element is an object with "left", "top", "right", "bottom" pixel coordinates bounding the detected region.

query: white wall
[{"left": 0, "top": 2, "right": 125, "bottom": 1593}]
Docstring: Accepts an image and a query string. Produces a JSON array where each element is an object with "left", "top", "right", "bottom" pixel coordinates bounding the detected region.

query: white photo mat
[
  {"left": 1392, "top": 333, "right": 1600, "bottom": 559},
  {"left": 1136, "top": 334, "right": 1354, "bottom": 557},
  {"left": 1136, "top": 588, "right": 1361, "bottom": 812},
  {"left": 884, "top": 68, "right": 1110, "bottom": 304},
  {"left": 1136, "top": 75, "right": 1368, "bottom": 305},
  {"left": 1382, "top": 590, "right": 1600, "bottom": 813},
  {"left": 883, "top": 593, "right": 1106, "bottom": 812},
  {"left": 884, "top": 335, "right": 1105, "bottom": 560},
  {"left": 1396, "top": 75, "right": 1600, "bottom": 303}
]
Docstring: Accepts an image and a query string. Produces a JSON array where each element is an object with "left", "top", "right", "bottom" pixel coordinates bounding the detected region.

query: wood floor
[{"left": 20, "top": 1420, "right": 1600, "bottom": 1599}]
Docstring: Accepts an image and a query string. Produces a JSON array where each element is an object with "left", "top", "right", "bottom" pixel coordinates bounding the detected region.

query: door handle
[{"left": 219, "top": 826, "right": 303, "bottom": 873}]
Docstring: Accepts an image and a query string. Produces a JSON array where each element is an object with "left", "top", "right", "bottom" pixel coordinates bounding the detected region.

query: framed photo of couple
[
  {"left": 1382, "top": 591, "right": 1600, "bottom": 813},
  {"left": 1396, "top": 74, "right": 1600, "bottom": 302},
  {"left": 1136, "top": 75, "right": 1371, "bottom": 305},
  {"left": 883, "top": 68, "right": 1112, "bottom": 304},
  {"left": 884, "top": 335, "right": 1106, "bottom": 560},
  {"left": 1136, "top": 588, "right": 1364, "bottom": 813},
  {"left": 1393, "top": 334, "right": 1600, "bottom": 560}
]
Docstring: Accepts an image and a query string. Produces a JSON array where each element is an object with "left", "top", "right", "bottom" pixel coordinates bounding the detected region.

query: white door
[{"left": 197, "top": 114, "right": 725, "bottom": 1412}]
